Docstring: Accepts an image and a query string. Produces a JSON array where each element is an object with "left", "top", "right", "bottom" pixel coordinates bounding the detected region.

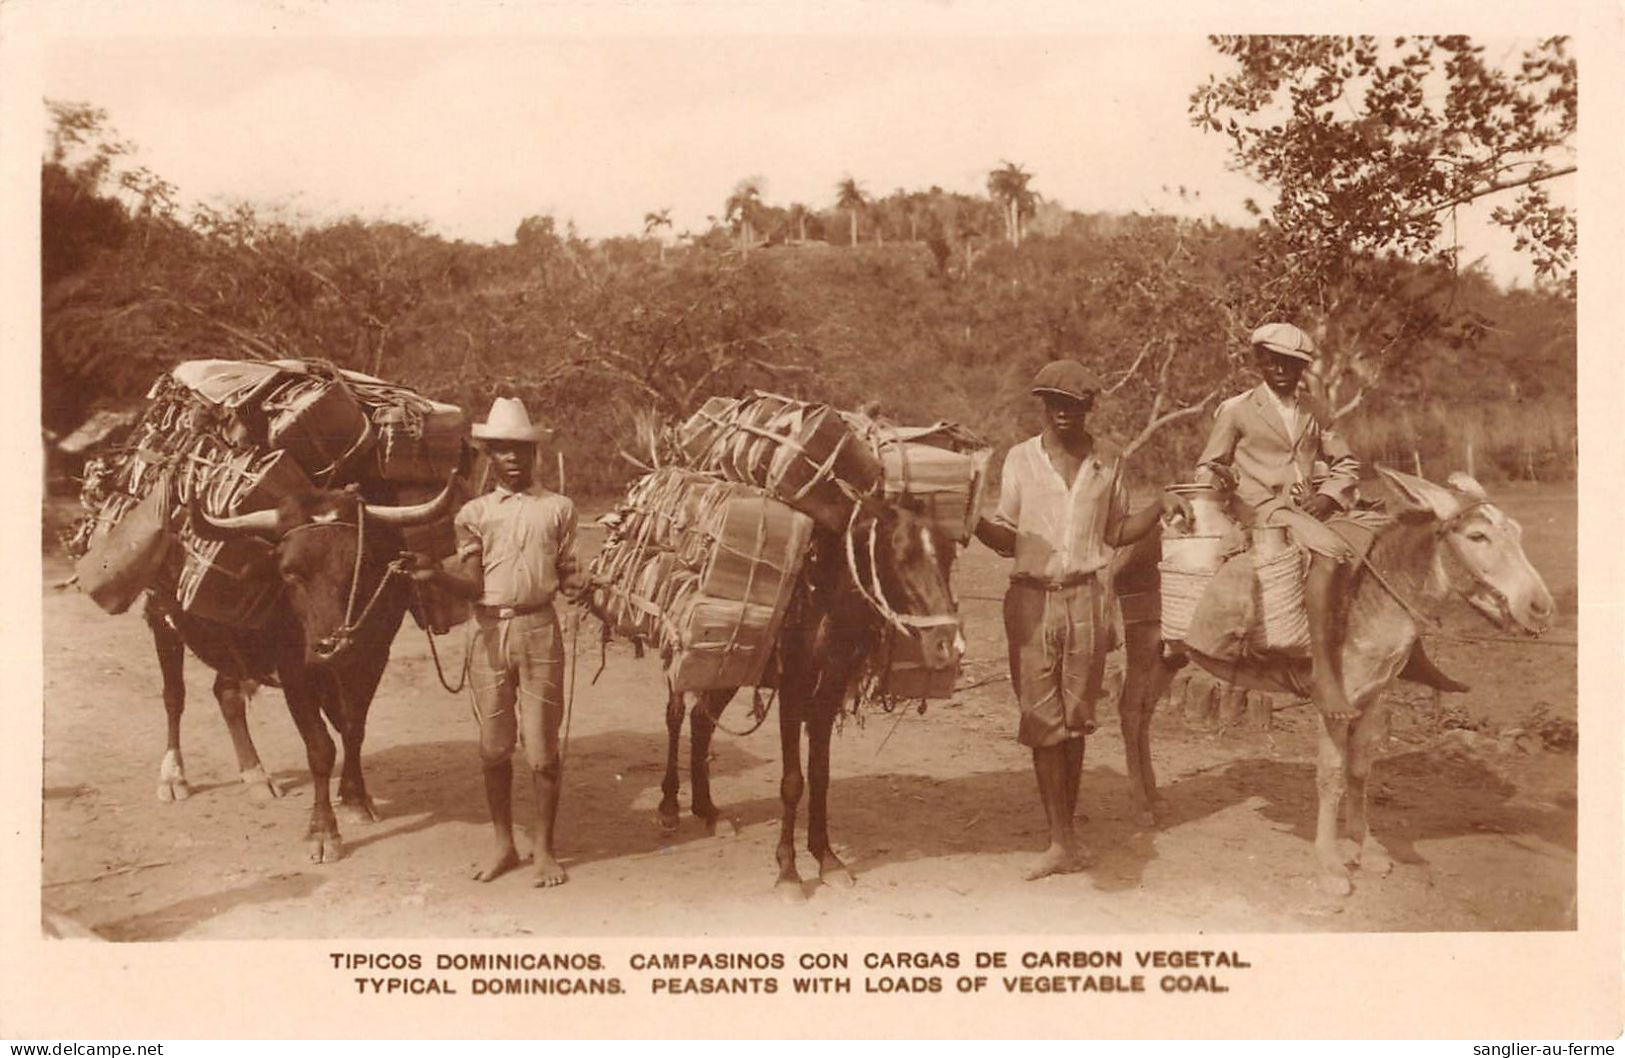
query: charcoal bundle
[
  {"left": 588, "top": 467, "right": 815, "bottom": 693},
  {"left": 66, "top": 358, "right": 469, "bottom": 625},
  {"left": 595, "top": 392, "right": 990, "bottom": 698}
]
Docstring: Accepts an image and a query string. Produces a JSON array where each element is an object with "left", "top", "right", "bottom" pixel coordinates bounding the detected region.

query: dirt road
[{"left": 39, "top": 486, "right": 1577, "bottom": 939}]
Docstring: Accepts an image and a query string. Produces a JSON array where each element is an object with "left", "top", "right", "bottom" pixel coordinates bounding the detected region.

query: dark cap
[{"left": 1030, "top": 359, "right": 1100, "bottom": 401}]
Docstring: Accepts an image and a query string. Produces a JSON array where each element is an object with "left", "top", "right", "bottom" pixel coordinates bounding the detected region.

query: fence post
[{"left": 1465, "top": 436, "right": 1475, "bottom": 479}]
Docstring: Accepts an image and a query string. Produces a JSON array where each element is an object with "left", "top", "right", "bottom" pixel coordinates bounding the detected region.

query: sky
[{"left": 41, "top": 33, "right": 1561, "bottom": 285}]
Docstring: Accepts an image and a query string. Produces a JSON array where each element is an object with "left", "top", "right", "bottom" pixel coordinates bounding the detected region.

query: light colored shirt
[
  {"left": 454, "top": 484, "right": 579, "bottom": 608},
  {"left": 1263, "top": 384, "right": 1301, "bottom": 441},
  {"left": 991, "top": 435, "right": 1130, "bottom": 582}
]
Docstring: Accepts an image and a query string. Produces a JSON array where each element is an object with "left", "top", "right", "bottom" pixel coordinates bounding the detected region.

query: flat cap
[
  {"left": 1030, "top": 359, "right": 1101, "bottom": 401},
  {"left": 1250, "top": 322, "right": 1317, "bottom": 363}
]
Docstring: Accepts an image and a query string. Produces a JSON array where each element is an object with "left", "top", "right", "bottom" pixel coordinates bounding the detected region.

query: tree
[
  {"left": 724, "top": 178, "right": 764, "bottom": 255},
  {"left": 1191, "top": 35, "right": 1576, "bottom": 294},
  {"left": 1189, "top": 35, "right": 1578, "bottom": 422},
  {"left": 986, "top": 160, "right": 1036, "bottom": 247},
  {"left": 643, "top": 207, "right": 673, "bottom": 264},
  {"left": 786, "top": 202, "right": 810, "bottom": 244},
  {"left": 834, "top": 176, "right": 867, "bottom": 247}
]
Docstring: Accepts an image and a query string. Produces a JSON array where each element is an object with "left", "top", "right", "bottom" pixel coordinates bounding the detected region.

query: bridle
[
  {"left": 1340, "top": 498, "right": 1520, "bottom": 639},
  {"left": 286, "top": 507, "right": 406, "bottom": 662},
  {"left": 841, "top": 499, "right": 958, "bottom": 640}
]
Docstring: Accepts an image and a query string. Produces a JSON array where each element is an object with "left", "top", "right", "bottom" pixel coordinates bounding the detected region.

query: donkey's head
[
  {"left": 190, "top": 477, "right": 459, "bottom": 664},
  {"left": 851, "top": 494, "right": 963, "bottom": 671},
  {"left": 1378, "top": 468, "right": 1554, "bottom": 636}
]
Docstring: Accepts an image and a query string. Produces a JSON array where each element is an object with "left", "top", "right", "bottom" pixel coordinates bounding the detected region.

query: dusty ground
[{"left": 38, "top": 485, "right": 1577, "bottom": 939}]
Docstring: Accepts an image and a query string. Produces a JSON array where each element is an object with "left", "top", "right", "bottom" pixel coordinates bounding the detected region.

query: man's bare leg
[
  {"left": 532, "top": 761, "right": 567, "bottom": 888},
  {"left": 1061, "top": 736, "right": 1093, "bottom": 867},
  {"left": 1305, "top": 555, "right": 1356, "bottom": 722},
  {"left": 475, "top": 759, "right": 522, "bottom": 882},
  {"left": 1025, "top": 744, "right": 1077, "bottom": 880}
]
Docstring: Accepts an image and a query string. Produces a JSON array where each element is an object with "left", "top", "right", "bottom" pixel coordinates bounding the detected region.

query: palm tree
[
  {"left": 787, "top": 202, "right": 810, "bottom": 244},
  {"left": 834, "top": 176, "right": 866, "bottom": 247},
  {"left": 986, "top": 160, "right": 1036, "bottom": 247},
  {"left": 724, "top": 178, "right": 764, "bottom": 254},
  {"left": 643, "top": 207, "right": 673, "bottom": 264}
]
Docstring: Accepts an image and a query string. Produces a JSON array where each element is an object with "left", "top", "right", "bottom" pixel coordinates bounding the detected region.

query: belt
[
  {"left": 1009, "top": 571, "right": 1104, "bottom": 592},
  {"left": 475, "top": 601, "right": 552, "bottom": 620}
]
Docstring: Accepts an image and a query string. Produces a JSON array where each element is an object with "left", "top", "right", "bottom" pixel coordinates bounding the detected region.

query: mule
[
  {"left": 1123, "top": 468, "right": 1554, "bottom": 895},
  {"left": 654, "top": 497, "right": 961, "bottom": 899}
]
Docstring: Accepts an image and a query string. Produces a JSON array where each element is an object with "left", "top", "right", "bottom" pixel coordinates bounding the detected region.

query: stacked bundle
[
  {"left": 846, "top": 417, "right": 991, "bottom": 544},
  {"left": 677, "top": 393, "right": 993, "bottom": 544},
  {"left": 589, "top": 467, "right": 815, "bottom": 692},
  {"left": 675, "top": 393, "right": 884, "bottom": 531},
  {"left": 67, "top": 358, "right": 468, "bottom": 626},
  {"left": 600, "top": 394, "right": 988, "bottom": 699}
]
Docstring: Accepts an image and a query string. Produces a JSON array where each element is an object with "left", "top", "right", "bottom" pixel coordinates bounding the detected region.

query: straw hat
[{"left": 471, "top": 397, "right": 550, "bottom": 443}]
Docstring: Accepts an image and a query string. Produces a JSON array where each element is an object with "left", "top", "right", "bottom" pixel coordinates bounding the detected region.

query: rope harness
[
  {"left": 1338, "top": 499, "right": 1561, "bottom": 648},
  {"left": 293, "top": 509, "right": 401, "bottom": 664}
]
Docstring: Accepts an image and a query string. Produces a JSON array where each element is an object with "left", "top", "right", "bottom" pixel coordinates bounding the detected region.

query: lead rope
[
  {"left": 418, "top": 601, "right": 472, "bottom": 694},
  {"left": 560, "top": 607, "right": 579, "bottom": 770}
]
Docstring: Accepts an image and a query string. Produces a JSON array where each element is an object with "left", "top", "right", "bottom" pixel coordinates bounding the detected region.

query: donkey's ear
[
  {"left": 1376, "top": 467, "right": 1462, "bottom": 521},
  {"left": 1445, "top": 471, "right": 1489, "bottom": 501}
]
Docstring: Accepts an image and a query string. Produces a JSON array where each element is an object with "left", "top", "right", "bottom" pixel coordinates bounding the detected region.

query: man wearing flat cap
[
  {"left": 975, "top": 359, "right": 1184, "bottom": 880},
  {"left": 410, "top": 397, "right": 582, "bottom": 888},
  {"left": 1196, "top": 323, "right": 1464, "bottom": 723}
]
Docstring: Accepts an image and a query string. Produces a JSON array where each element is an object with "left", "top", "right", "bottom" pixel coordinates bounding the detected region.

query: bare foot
[
  {"left": 1316, "top": 846, "right": 1353, "bottom": 896},
  {"left": 1313, "top": 690, "right": 1357, "bottom": 723},
  {"left": 1357, "top": 843, "right": 1394, "bottom": 877},
  {"left": 1071, "top": 839, "right": 1095, "bottom": 869},
  {"left": 533, "top": 855, "right": 568, "bottom": 888},
  {"left": 473, "top": 848, "right": 522, "bottom": 883},
  {"left": 1319, "top": 869, "right": 1353, "bottom": 897},
  {"left": 1023, "top": 843, "right": 1074, "bottom": 881}
]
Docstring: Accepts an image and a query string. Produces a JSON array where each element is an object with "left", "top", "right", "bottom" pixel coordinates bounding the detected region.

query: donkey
[
  {"left": 1122, "top": 468, "right": 1554, "bottom": 896},
  {"left": 655, "top": 496, "right": 961, "bottom": 900}
]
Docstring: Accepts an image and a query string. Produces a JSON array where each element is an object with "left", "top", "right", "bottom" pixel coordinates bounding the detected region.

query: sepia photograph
[{"left": 2, "top": 0, "right": 1620, "bottom": 1041}]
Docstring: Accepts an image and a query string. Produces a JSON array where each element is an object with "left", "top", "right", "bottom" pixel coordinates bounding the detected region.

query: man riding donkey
[
  {"left": 974, "top": 360, "right": 1189, "bottom": 881},
  {"left": 1192, "top": 322, "right": 1466, "bottom": 721},
  {"left": 408, "top": 398, "right": 584, "bottom": 887}
]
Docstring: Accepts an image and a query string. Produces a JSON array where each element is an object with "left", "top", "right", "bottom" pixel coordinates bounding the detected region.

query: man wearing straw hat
[
  {"left": 975, "top": 359, "right": 1186, "bottom": 881},
  {"left": 408, "top": 397, "right": 582, "bottom": 887},
  {"left": 1195, "top": 322, "right": 1464, "bottom": 723}
]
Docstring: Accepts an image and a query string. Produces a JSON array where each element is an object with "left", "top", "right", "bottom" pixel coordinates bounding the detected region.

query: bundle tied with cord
[
  {"left": 588, "top": 467, "right": 816, "bottom": 693},
  {"left": 65, "top": 358, "right": 470, "bottom": 629},
  {"left": 610, "top": 393, "right": 990, "bottom": 702}
]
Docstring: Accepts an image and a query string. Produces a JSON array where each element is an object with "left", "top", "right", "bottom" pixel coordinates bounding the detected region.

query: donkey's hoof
[
  {"left": 156, "top": 779, "right": 191, "bottom": 803},
  {"left": 656, "top": 808, "right": 680, "bottom": 834},
  {"left": 339, "top": 799, "right": 379, "bottom": 825},
  {"left": 307, "top": 831, "right": 343, "bottom": 864},
  {"left": 819, "top": 858, "right": 858, "bottom": 890},
  {"left": 242, "top": 768, "right": 281, "bottom": 800},
  {"left": 775, "top": 876, "right": 806, "bottom": 903}
]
